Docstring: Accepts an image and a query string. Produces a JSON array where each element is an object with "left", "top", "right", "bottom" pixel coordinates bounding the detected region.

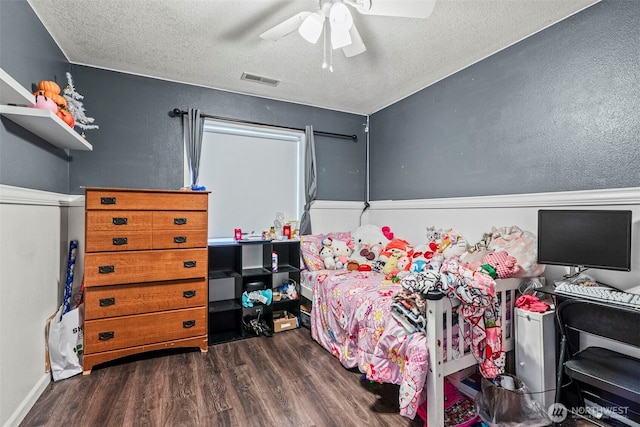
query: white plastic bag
[{"left": 48, "top": 303, "right": 83, "bottom": 381}]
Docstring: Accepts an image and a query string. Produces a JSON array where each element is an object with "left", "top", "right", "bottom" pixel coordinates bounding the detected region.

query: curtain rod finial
[{"left": 171, "top": 108, "right": 184, "bottom": 117}]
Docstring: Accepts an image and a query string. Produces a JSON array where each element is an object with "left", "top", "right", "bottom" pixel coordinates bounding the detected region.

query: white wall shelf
[{"left": 0, "top": 67, "right": 92, "bottom": 151}]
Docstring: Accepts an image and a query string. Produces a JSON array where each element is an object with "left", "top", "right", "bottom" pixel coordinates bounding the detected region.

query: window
[{"left": 186, "top": 120, "right": 305, "bottom": 239}]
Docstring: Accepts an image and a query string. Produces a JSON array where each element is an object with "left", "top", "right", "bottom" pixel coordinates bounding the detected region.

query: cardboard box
[{"left": 273, "top": 312, "right": 298, "bottom": 333}]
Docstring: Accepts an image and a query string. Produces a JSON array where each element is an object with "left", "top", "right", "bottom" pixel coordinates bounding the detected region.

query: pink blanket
[{"left": 308, "top": 270, "right": 429, "bottom": 418}]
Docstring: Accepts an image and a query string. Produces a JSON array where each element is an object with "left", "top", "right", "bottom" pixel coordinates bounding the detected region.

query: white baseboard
[{"left": 2, "top": 373, "right": 50, "bottom": 427}]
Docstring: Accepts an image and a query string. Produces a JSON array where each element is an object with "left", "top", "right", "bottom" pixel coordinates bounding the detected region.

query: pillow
[
  {"left": 300, "top": 234, "right": 325, "bottom": 271},
  {"left": 325, "top": 230, "right": 351, "bottom": 243}
]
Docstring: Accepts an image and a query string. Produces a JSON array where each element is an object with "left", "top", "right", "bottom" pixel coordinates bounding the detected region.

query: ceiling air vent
[{"left": 241, "top": 72, "right": 280, "bottom": 87}]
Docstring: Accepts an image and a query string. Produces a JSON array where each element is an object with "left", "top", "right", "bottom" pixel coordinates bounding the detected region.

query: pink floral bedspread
[{"left": 307, "top": 270, "right": 429, "bottom": 419}]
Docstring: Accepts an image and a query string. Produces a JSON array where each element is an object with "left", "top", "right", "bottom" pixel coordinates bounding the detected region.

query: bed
[{"left": 300, "top": 268, "right": 520, "bottom": 425}]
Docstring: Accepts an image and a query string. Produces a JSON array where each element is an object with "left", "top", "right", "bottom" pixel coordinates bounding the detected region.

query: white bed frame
[
  {"left": 425, "top": 277, "right": 520, "bottom": 425},
  {"left": 300, "top": 277, "right": 521, "bottom": 426}
]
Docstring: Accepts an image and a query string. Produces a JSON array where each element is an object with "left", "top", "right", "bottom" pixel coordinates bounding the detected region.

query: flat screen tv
[{"left": 537, "top": 209, "right": 632, "bottom": 272}]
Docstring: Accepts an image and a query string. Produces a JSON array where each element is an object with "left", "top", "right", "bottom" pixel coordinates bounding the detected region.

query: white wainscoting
[
  {"left": 3, "top": 185, "right": 639, "bottom": 425},
  {"left": 310, "top": 187, "right": 640, "bottom": 293},
  {"left": 0, "top": 185, "right": 84, "bottom": 427}
]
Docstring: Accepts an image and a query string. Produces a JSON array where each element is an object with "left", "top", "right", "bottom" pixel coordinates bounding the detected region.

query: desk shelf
[{"left": 0, "top": 68, "right": 92, "bottom": 151}]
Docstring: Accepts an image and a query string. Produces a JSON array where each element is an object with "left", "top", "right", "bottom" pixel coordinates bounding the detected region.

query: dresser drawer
[
  {"left": 85, "top": 230, "right": 152, "bottom": 253},
  {"left": 84, "top": 307, "right": 207, "bottom": 353},
  {"left": 152, "top": 211, "right": 207, "bottom": 230},
  {"left": 152, "top": 229, "right": 207, "bottom": 249},
  {"left": 84, "top": 248, "right": 207, "bottom": 286},
  {"left": 86, "top": 190, "right": 208, "bottom": 211},
  {"left": 84, "top": 279, "right": 207, "bottom": 320},
  {"left": 86, "top": 211, "right": 152, "bottom": 231}
]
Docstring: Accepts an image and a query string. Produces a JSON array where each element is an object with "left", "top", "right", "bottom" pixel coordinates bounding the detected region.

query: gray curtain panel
[
  {"left": 299, "top": 125, "right": 317, "bottom": 235},
  {"left": 184, "top": 108, "right": 204, "bottom": 189}
]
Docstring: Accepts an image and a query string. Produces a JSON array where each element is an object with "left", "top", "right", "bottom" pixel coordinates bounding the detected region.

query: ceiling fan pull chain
[{"left": 324, "top": 20, "right": 334, "bottom": 72}]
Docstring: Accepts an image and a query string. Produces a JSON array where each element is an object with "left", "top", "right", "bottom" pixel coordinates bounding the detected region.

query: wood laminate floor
[
  {"left": 21, "top": 328, "right": 423, "bottom": 427},
  {"left": 21, "top": 327, "right": 612, "bottom": 427}
]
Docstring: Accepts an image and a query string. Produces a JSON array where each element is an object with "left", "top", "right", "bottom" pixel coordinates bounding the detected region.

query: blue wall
[
  {"left": 0, "top": 1, "right": 71, "bottom": 194},
  {"left": 1, "top": 1, "right": 367, "bottom": 200},
  {"left": 2, "top": 0, "right": 639, "bottom": 202},
  {"left": 369, "top": 0, "right": 639, "bottom": 200}
]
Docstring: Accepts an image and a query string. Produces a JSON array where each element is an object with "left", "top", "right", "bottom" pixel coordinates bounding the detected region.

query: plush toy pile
[
  {"left": 301, "top": 224, "right": 541, "bottom": 280},
  {"left": 299, "top": 223, "right": 543, "bottom": 373}
]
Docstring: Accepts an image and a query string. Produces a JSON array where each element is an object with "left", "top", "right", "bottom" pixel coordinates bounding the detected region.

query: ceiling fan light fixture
[
  {"left": 298, "top": 10, "right": 325, "bottom": 44},
  {"left": 329, "top": 2, "right": 353, "bottom": 30},
  {"left": 331, "top": 27, "right": 352, "bottom": 49}
]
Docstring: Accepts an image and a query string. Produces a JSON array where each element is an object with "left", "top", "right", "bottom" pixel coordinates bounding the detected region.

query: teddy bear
[
  {"left": 332, "top": 239, "right": 354, "bottom": 269},
  {"left": 482, "top": 250, "right": 520, "bottom": 279}
]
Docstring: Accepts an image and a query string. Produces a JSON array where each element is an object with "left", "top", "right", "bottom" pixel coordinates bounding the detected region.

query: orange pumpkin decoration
[
  {"left": 56, "top": 108, "right": 75, "bottom": 128},
  {"left": 33, "top": 90, "right": 67, "bottom": 108},
  {"left": 38, "top": 80, "right": 61, "bottom": 94}
]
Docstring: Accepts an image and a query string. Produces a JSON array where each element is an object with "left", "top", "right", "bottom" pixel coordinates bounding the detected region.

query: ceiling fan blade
[
  {"left": 342, "top": 25, "right": 366, "bottom": 57},
  {"left": 357, "top": 0, "right": 436, "bottom": 19},
  {"left": 259, "top": 11, "right": 311, "bottom": 41}
]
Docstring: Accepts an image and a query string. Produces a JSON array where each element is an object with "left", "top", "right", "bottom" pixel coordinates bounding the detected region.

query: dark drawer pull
[
  {"left": 112, "top": 237, "right": 128, "bottom": 245},
  {"left": 98, "top": 265, "right": 115, "bottom": 274},
  {"left": 101, "top": 197, "right": 116, "bottom": 205},
  {"left": 183, "top": 320, "right": 196, "bottom": 329},
  {"left": 99, "top": 297, "right": 115, "bottom": 307},
  {"left": 112, "top": 217, "right": 128, "bottom": 226},
  {"left": 183, "top": 290, "right": 196, "bottom": 298},
  {"left": 174, "top": 217, "right": 187, "bottom": 225},
  {"left": 183, "top": 260, "right": 196, "bottom": 268},
  {"left": 174, "top": 236, "right": 187, "bottom": 244},
  {"left": 98, "top": 331, "right": 114, "bottom": 341}
]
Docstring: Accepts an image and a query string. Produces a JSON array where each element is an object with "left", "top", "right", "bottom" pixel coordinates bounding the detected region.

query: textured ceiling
[{"left": 27, "top": 0, "right": 599, "bottom": 115}]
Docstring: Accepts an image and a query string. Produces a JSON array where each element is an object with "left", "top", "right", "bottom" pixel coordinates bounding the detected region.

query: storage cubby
[
  {"left": 207, "top": 243, "right": 243, "bottom": 343},
  {"left": 207, "top": 239, "right": 300, "bottom": 344}
]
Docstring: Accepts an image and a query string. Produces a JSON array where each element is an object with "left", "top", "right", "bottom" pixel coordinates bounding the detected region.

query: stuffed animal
[
  {"left": 482, "top": 250, "right": 520, "bottom": 279},
  {"left": 349, "top": 224, "right": 391, "bottom": 270},
  {"left": 441, "top": 229, "right": 469, "bottom": 259},
  {"left": 397, "top": 255, "right": 412, "bottom": 271},
  {"left": 381, "top": 238, "right": 413, "bottom": 274},
  {"left": 332, "top": 239, "right": 354, "bottom": 269},
  {"left": 487, "top": 225, "right": 545, "bottom": 277},
  {"left": 383, "top": 250, "right": 403, "bottom": 274},
  {"left": 410, "top": 243, "right": 438, "bottom": 273},
  {"left": 426, "top": 226, "right": 442, "bottom": 244},
  {"left": 320, "top": 238, "right": 336, "bottom": 270},
  {"left": 31, "top": 95, "right": 58, "bottom": 114}
]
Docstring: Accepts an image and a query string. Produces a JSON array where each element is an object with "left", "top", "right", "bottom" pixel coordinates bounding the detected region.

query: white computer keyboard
[{"left": 554, "top": 282, "right": 640, "bottom": 309}]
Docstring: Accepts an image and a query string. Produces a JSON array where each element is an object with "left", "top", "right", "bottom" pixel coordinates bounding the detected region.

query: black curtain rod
[{"left": 172, "top": 108, "right": 357, "bottom": 142}]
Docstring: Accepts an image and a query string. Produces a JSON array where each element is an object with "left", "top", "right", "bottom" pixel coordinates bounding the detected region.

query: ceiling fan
[{"left": 259, "top": 0, "right": 436, "bottom": 71}]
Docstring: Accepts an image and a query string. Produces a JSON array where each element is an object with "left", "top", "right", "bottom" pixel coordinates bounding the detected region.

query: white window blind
[{"left": 186, "top": 120, "right": 304, "bottom": 239}]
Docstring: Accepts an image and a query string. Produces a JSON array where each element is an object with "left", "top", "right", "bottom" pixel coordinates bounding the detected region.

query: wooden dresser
[{"left": 82, "top": 187, "right": 209, "bottom": 374}]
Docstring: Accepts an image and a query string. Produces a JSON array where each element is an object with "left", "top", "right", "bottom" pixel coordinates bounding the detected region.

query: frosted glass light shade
[
  {"left": 299, "top": 11, "right": 325, "bottom": 44},
  {"left": 329, "top": 3, "right": 353, "bottom": 30},
  {"left": 331, "top": 28, "right": 352, "bottom": 49}
]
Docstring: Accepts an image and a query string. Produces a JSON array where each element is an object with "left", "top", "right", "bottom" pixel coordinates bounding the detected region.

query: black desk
[{"left": 540, "top": 284, "right": 640, "bottom": 423}]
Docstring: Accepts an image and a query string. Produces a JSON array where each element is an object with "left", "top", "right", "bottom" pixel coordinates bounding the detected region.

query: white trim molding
[
  {"left": 312, "top": 200, "right": 366, "bottom": 210},
  {"left": 0, "top": 185, "right": 84, "bottom": 207},
  {"left": 370, "top": 187, "right": 640, "bottom": 210},
  {"left": 2, "top": 374, "right": 50, "bottom": 427}
]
